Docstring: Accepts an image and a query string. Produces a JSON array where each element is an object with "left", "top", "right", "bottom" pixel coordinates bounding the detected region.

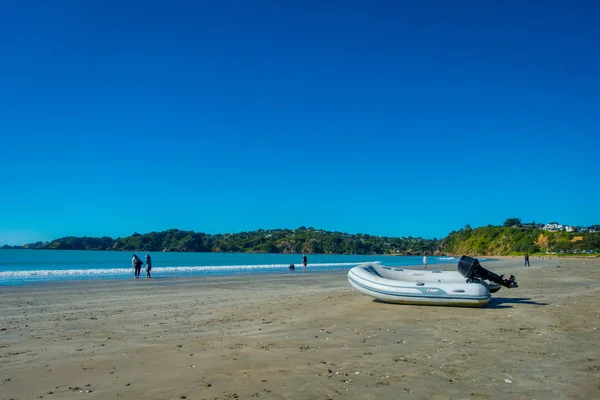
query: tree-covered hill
[
  {"left": 440, "top": 226, "right": 600, "bottom": 256},
  {"left": 21, "top": 236, "right": 115, "bottom": 251},
  {"left": 10, "top": 227, "right": 439, "bottom": 255}
]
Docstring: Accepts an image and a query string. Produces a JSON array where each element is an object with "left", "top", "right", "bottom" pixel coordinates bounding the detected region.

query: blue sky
[{"left": 1, "top": 1, "right": 599, "bottom": 245}]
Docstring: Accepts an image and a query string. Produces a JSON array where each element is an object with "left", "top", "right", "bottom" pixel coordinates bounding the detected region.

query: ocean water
[{"left": 0, "top": 250, "right": 464, "bottom": 285}]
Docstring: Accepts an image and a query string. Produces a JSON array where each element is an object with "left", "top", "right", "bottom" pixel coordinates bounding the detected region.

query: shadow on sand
[
  {"left": 487, "top": 297, "right": 549, "bottom": 309},
  {"left": 372, "top": 297, "right": 548, "bottom": 309}
]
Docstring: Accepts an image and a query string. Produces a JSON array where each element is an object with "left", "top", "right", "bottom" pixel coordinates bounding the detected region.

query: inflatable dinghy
[{"left": 348, "top": 256, "right": 517, "bottom": 307}]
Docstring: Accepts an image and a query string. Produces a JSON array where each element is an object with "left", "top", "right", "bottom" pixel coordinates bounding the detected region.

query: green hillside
[
  {"left": 440, "top": 226, "right": 600, "bottom": 256},
  {"left": 12, "top": 227, "right": 439, "bottom": 255}
]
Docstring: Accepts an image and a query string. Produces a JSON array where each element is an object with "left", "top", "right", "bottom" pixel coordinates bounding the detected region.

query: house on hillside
[
  {"left": 564, "top": 226, "right": 575, "bottom": 232},
  {"left": 543, "top": 223, "right": 564, "bottom": 232}
]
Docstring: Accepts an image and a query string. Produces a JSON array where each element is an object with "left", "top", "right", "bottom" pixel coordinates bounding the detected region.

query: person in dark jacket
[
  {"left": 132, "top": 254, "right": 143, "bottom": 278},
  {"left": 302, "top": 254, "right": 308, "bottom": 273},
  {"left": 145, "top": 254, "right": 152, "bottom": 278}
]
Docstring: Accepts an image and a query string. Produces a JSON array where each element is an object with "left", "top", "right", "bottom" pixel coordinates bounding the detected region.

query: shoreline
[
  {"left": 0, "top": 260, "right": 494, "bottom": 288},
  {"left": 0, "top": 258, "right": 509, "bottom": 288},
  {"left": 0, "top": 269, "right": 349, "bottom": 290},
  {"left": 0, "top": 252, "right": 478, "bottom": 287}
]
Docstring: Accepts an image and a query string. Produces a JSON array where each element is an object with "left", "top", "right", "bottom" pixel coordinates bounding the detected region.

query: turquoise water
[{"left": 0, "top": 250, "right": 463, "bottom": 285}]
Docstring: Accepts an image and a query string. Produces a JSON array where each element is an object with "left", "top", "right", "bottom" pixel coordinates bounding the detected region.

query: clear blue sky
[{"left": 1, "top": 1, "right": 599, "bottom": 245}]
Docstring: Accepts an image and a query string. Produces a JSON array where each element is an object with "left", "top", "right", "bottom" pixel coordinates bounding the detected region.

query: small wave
[
  {"left": 437, "top": 257, "right": 456, "bottom": 260},
  {"left": 0, "top": 261, "right": 378, "bottom": 280}
]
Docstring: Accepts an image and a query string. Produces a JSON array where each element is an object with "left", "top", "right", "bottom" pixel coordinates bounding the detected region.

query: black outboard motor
[{"left": 457, "top": 256, "right": 518, "bottom": 288}]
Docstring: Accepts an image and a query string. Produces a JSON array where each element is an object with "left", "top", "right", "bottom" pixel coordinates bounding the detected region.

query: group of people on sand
[
  {"left": 288, "top": 254, "right": 308, "bottom": 273},
  {"left": 131, "top": 254, "right": 152, "bottom": 278}
]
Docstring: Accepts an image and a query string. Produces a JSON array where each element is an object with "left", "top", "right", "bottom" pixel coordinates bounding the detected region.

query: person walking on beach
[
  {"left": 132, "top": 254, "right": 143, "bottom": 278},
  {"left": 422, "top": 255, "right": 428, "bottom": 268},
  {"left": 302, "top": 254, "right": 308, "bottom": 273},
  {"left": 524, "top": 253, "right": 530, "bottom": 267},
  {"left": 145, "top": 254, "right": 152, "bottom": 278}
]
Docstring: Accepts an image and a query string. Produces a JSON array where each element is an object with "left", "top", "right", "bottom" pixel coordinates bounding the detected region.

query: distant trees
[
  {"left": 43, "top": 236, "right": 115, "bottom": 250},
  {"left": 23, "top": 228, "right": 436, "bottom": 255},
  {"left": 265, "top": 242, "right": 280, "bottom": 253},
  {"left": 504, "top": 218, "right": 522, "bottom": 227},
  {"left": 440, "top": 225, "right": 600, "bottom": 255}
]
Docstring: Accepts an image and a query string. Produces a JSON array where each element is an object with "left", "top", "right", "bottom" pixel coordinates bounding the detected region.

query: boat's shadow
[
  {"left": 486, "top": 297, "right": 548, "bottom": 309},
  {"left": 372, "top": 297, "right": 548, "bottom": 309}
]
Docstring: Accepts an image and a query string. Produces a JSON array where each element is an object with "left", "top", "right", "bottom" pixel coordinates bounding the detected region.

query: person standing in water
[
  {"left": 132, "top": 254, "right": 143, "bottom": 278},
  {"left": 302, "top": 254, "right": 308, "bottom": 273},
  {"left": 145, "top": 254, "right": 152, "bottom": 278},
  {"left": 422, "top": 255, "right": 428, "bottom": 268},
  {"left": 524, "top": 253, "right": 530, "bottom": 267}
]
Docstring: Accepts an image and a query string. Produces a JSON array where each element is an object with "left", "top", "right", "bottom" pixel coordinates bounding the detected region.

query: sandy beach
[{"left": 1, "top": 257, "right": 599, "bottom": 400}]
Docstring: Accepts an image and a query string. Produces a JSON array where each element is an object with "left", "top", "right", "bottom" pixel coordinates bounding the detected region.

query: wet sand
[{"left": 1, "top": 257, "right": 599, "bottom": 399}]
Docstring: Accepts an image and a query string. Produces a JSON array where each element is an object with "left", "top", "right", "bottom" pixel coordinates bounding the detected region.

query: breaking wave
[{"left": 0, "top": 262, "right": 377, "bottom": 284}]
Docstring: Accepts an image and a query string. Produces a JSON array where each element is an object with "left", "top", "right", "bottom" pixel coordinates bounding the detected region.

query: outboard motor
[{"left": 457, "top": 256, "right": 518, "bottom": 288}]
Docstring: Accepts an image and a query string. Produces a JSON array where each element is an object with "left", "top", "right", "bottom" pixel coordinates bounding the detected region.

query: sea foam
[{"left": 0, "top": 261, "right": 378, "bottom": 284}]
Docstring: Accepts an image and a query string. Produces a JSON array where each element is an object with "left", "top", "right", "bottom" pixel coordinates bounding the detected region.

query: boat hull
[
  {"left": 350, "top": 264, "right": 502, "bottom": 293},
  {"left": 348, "top": 263, "right": 491, "bottom": 307}
]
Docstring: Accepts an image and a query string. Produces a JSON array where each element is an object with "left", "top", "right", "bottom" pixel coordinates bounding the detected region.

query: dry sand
[{"left": 1, "top": 257, "right": 599, "bottom": 400}]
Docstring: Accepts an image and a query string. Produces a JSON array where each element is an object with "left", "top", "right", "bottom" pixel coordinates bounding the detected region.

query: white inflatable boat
[
  {"left": 348, "top": 263, "right": 492, "bottom": 307},
  {"left": 347, "top": 256, "right": 518, "bottom": 308}
]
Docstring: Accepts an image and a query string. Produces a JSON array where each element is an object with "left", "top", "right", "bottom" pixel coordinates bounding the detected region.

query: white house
[{"left": 543, "top": 223, "right": 563, "bottom": 232}]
